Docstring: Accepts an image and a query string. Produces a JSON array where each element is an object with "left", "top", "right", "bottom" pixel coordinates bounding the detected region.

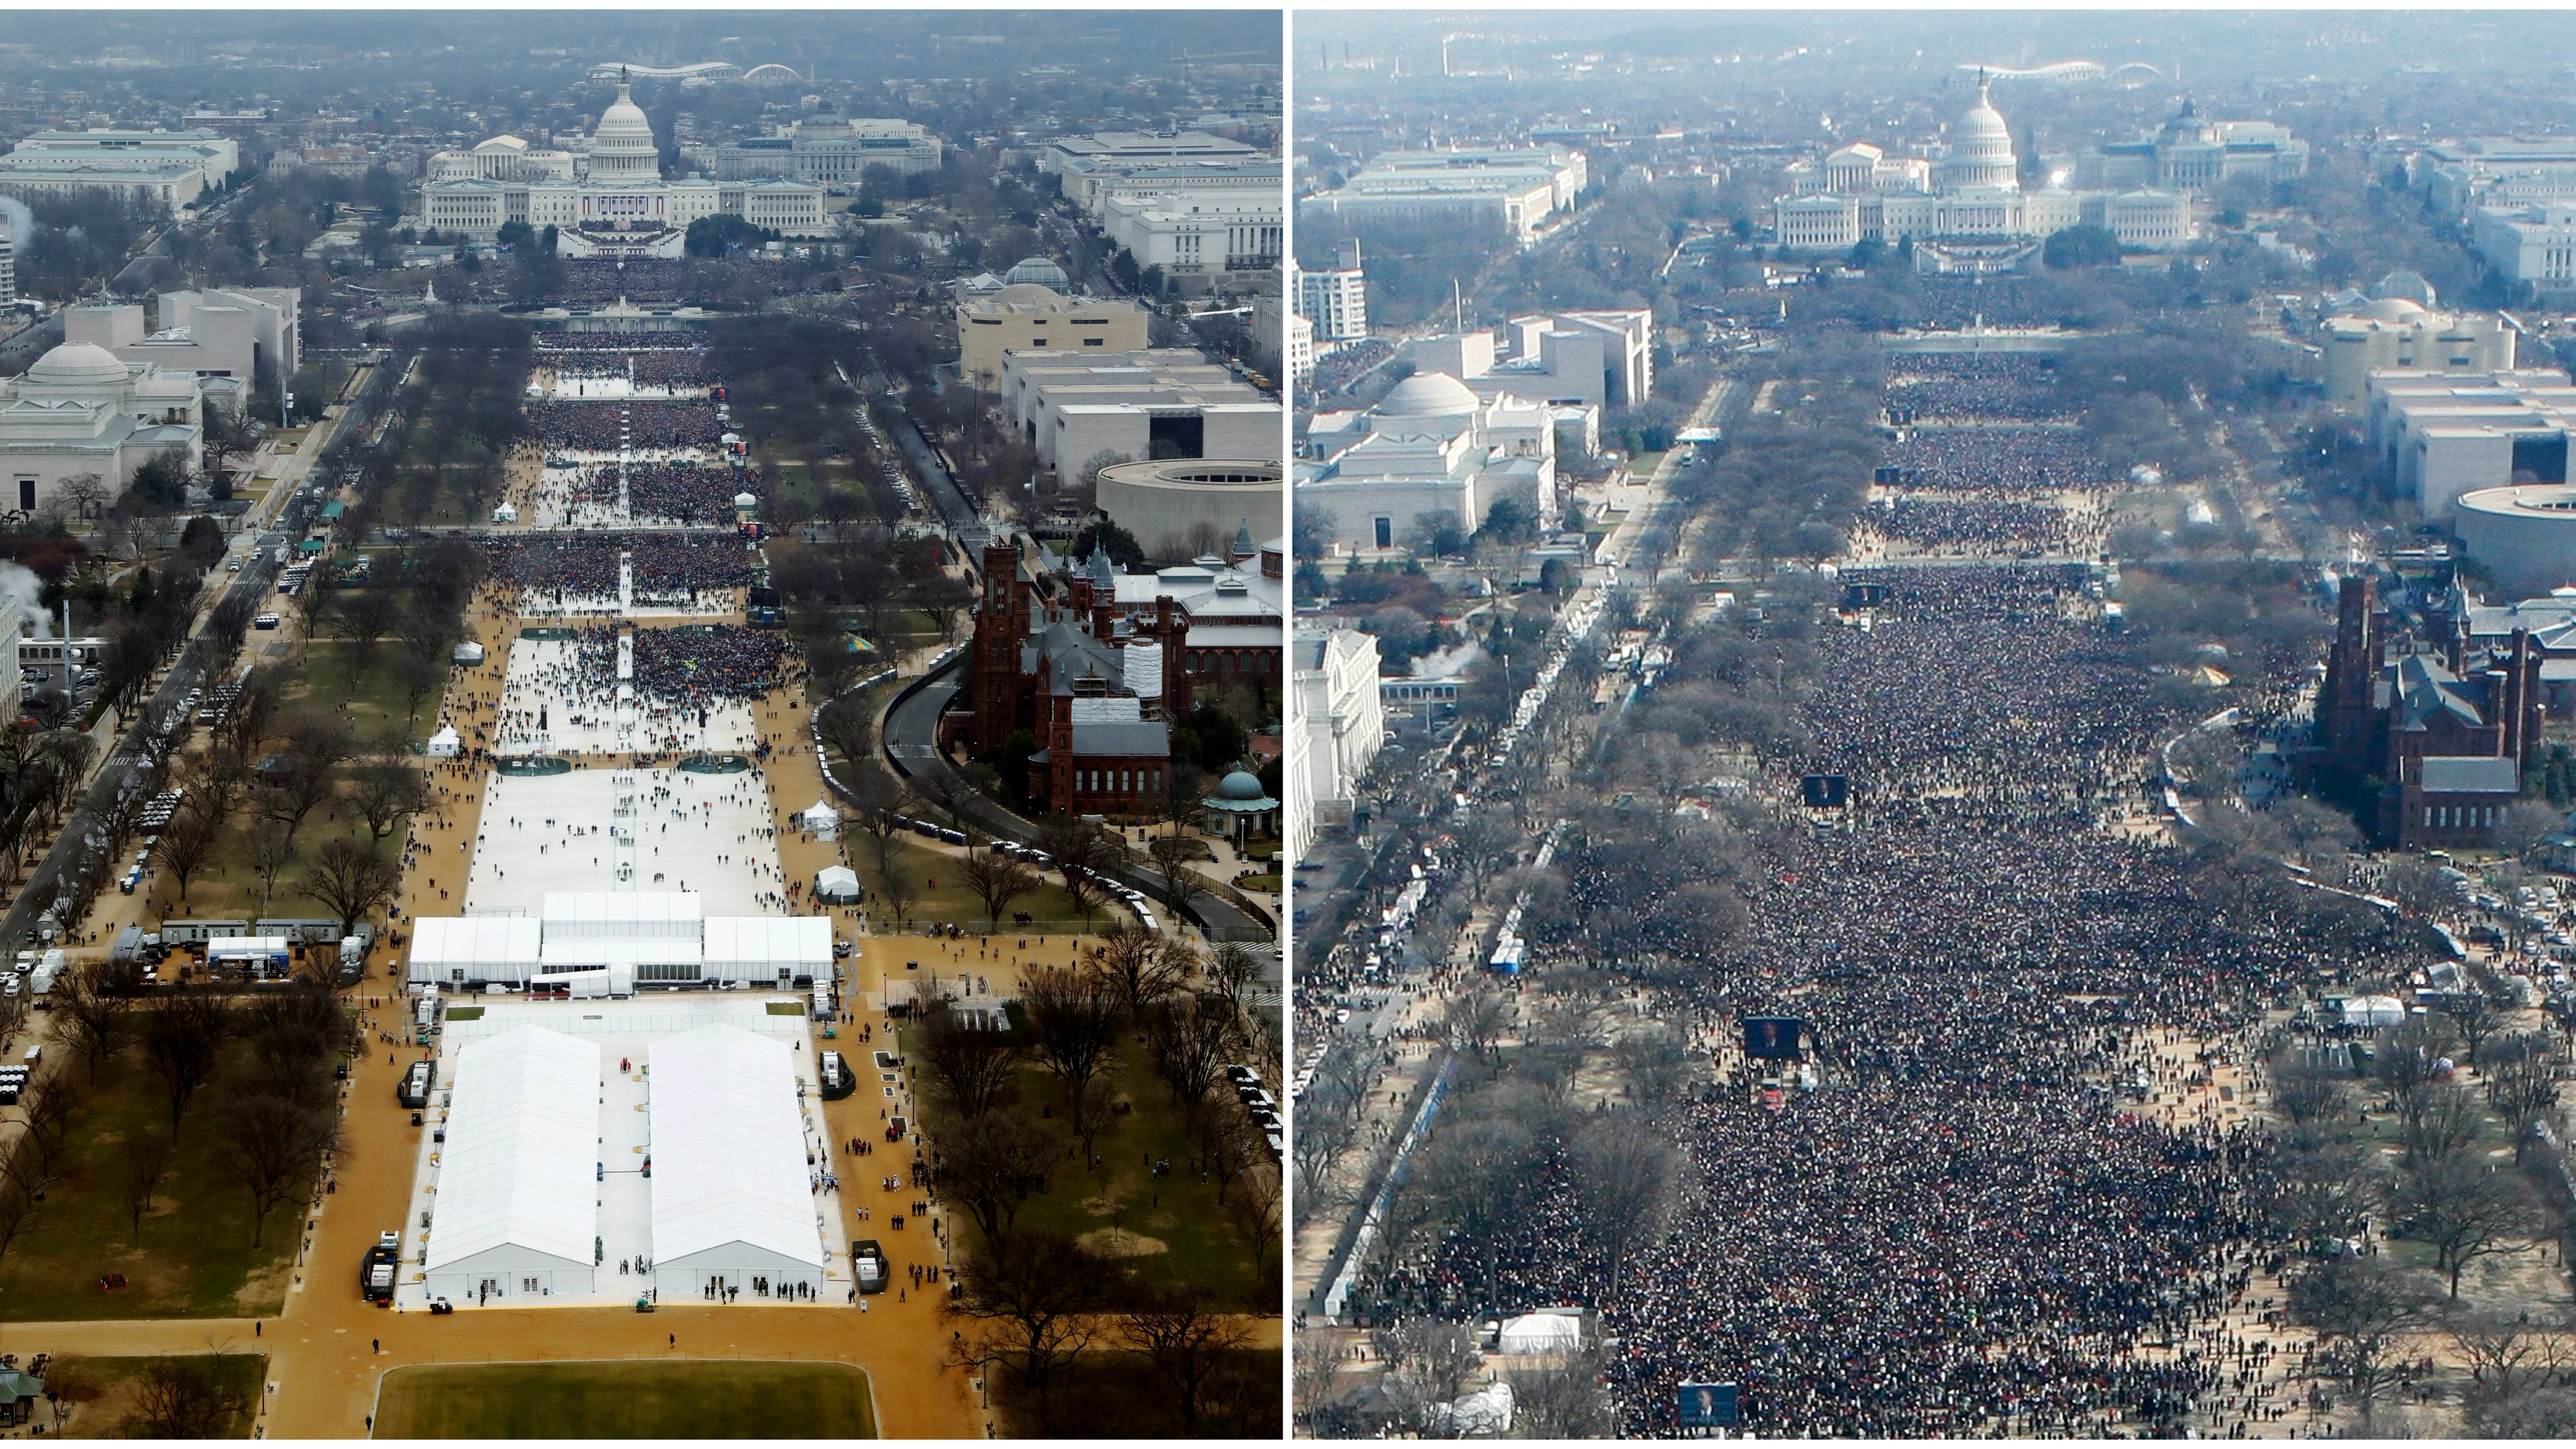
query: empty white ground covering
[
  {"left": 422, "top": 1026, "right": 602, "bottom": 1304},
  {"left": 467, "top": 768, "right": 782, "bottom": 916},
  {"left": 648, "top": 1023, "right": 828, "bottom": 1301}
]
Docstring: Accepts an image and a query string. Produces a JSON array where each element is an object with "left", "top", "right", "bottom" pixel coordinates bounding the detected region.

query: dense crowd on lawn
[
  {"left": 534, "top": 401, "right": 725, "bottom": 452},
  {"left": 492, "top": 534, "right": 753, "bottom": 611},
  {"left": 1886, "top": 353, "right": 2077, "bottom": 422},
  {"left": 1880, "top": 427, "right": 2119, "bottom": 495},
  {"left": 1365, "top": 563, "right": 2373, "bottom": 1436}
]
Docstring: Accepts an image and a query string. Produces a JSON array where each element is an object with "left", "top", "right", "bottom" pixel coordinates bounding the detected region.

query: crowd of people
[
  {"left": 1869, "top": 496, "right": 2072, "bottom": 554},
  {"left": 1414, "top": 558, "right": 2380, "bottom": 1434},
  {"left": 546, "top": 460, "right": 763, "bottom": 528},
  {"left": 1886, "top": 354, "right": 2077, "bottom": 422},
  {"left": 491, "top": 534, "right": 753, "bottom": 612},
  {"left": 1879, "top": 426, "right": 2119, "bottom": 495},
  {"left": 533, "top": 401, "right": 724, "bottom": 453},
  {"left": 572, "top": 623, "right": 786, "bottom": 705}
]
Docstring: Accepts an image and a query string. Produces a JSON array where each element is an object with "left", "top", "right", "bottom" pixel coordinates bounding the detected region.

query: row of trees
[
  {"left": 0, "top": 971, "right": 350, "bottom": 1268},
  {"left": 920, "top": 928, "right": 1278, "bottom": 1435}
]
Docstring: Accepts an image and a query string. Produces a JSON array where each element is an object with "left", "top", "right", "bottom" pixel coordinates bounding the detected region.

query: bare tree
[
  {"left": 1093, "top": 921, "right": 1190, "bottom": 1019},
  {"left": 2393, "top": 1153, "right": 2546, "bottom": 1298},
  {"left": 126, "top": 1356, "right": 252, "bottom": 1439},
  {"left": 1018, "top": 964, "right": 1124, "bottom": 1160},
  {"left": 140, "top": 989, "right": 235, "bottom": 1132},
  {"left": 1509, "top": 1349, "right": 1618, "bottom": 1439},
  {"left": 1037, "top": 815, "right": 1112, "bottom": 926},
  {"left": 2487, "top": 1031, "right": 2565, "bottom": 1159},
  {"left": 942, "top": 1110, "right": 1064, "bottom": 1245},
  {"left": 1573, "top": 1114, "right": 1679, "bottom": 1306},
  {"left": 917, "top": 996, "right": 1020, "bottom": 1124},
  {"left": 52, "top": 962, "right": 137, "bottom": 1075},
  {"left": 960, "top": 850, "right": 1039, "bottom": 935},
  {"left": 1148, "top": 825, "right": 1208, "bottom": 920},
  {"left": 945, "top": 1228, "right": 1118, "bottom": 1434},
  {"left": 247, "top": 815, "right": 297, "bottom": 916},
  {"left": 153, "top": 801, "right": 223, "bottom": 904},
  {"left": 303, "top": 836, "right": 399, "bottom": 938},
  {"left": 122, "top": 1126, "right": 174, "bottom": 1245},
  {"left": 1143, "top": 993, "right": 1236, "bottom": 1139},
  {"left": 875, "top": 864, "right": 918, "bottom": 930},
  {"left": 2289, "top": 1256, "right": 2446, "bottom": 1417},
  {"left": 214, "top": 1087, "right": 346, "bottom": 1248},
  {"left": 1121, "top": 1287, "right": 1255, "bottom": 1435},
  {"left": 2443, "top": 991, "right": 2505, "bottom": 1065},
  {"left": 1205, "top": 940, "right": 1260, "bottom": 1014},
  {"left": 350, "top": 759, "right": 429, "bottom": 843},
  {"left": 0, "top": 1180, "right": 35, "bottom": 1265},
  {"left": 2397, "top": 1080, "right": 2484, "bottom": 1170}
]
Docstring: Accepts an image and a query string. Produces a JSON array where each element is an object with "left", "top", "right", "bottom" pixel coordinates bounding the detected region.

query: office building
[
  {"left": 955, "top": 284, "right": 1151, "bottom": 390},
  {"left": 1301, "top": 147, "right": 1587, "bottom": 245},
  {"left": 997, "top": 348, "right": 1281, "bottom": 474},
  {"left": 1295, "top": 242, "right": 1367, "bottom": 343}
]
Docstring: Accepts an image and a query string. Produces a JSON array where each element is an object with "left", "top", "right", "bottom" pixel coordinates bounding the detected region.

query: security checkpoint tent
[
  {"left": 700, "top": 916, "right": 833, "bottom": 987},
  {"left": 2343, "top": 994, "right": 2408, "bottom": 1030},
  {"left": 407, "top": 916, "right": 544, "bottom": 988},
  {"left": 425, "top": 725, "right": 463, "bottom": 758},
  {"left": 648, "top": 1023, "right": 827, "bottom": 1301},
  {"left": 422, "top": 1027, "right": 602, "bottom": 1304},
  {"left": 800, "top": 801, "right": 840, "bottom": 841},
  {"left": 812, "top": 866, "right": 861, "bottom": 904}
]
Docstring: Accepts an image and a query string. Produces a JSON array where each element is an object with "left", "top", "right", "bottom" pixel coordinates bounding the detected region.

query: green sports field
[{"left": 371, "top": 1360, "right": 877, "bottom": 1439}]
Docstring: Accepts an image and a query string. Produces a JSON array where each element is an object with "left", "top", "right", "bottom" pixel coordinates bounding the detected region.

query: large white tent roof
[
  {"left": 425, "top": 1026, "right": 600, "bottom": 1274},
  {"left": 543, "top": 891, "right": 703, "bottom": 940},
  {"left": 411, "top": 916, "right": 545, "bottom": 971},
  {"left": 648, "top": 1023, "right": 823, "bottom": 1269}
]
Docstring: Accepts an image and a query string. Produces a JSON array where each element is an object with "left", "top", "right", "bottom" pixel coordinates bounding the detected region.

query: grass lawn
[
  {"left": 847, "top": 834, "right": 1101, "bottom": 935},
  {"left": 290, "top": 634, "right": 447, "bottom": 752},
  {"left": 906, "top": 1041, "right": 1274, "bottom": 1312},
  {"left": 56, "top": 1354, "right": 266, "bottom": 1438},
  {"left": 0, "top": 1042, "right": 305, "bottom": 1321},
  {"left": 371, "top": 1360, "right": 876, "bottom": 1439}
]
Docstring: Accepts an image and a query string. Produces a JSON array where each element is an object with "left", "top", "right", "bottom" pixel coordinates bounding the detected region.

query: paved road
[
  {"left": 878, "top": 660, "right": 1274, "bottom": 943},
  {"left": 866, "top": 379, "right": 979, "bottom": 530}
]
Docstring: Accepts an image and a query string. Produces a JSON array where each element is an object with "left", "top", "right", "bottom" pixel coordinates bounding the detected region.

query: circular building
[
  {"left": 1094, "top": 458, "right": 1281, "bottom": 563},
  {"left": 2456, "top": 485, "right": 2576, "bottom": 595},
  {"left": 1201, "top": 769, "right": 1279, "bottom": 851}
]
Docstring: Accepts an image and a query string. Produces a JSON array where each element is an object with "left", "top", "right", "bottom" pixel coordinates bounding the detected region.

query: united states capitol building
[
  {"left": 1771, "top": 78, "right": 2194, "bottom": 266},
  {"left": 421, "top": 74, "right": 827, "bottom": 257}
]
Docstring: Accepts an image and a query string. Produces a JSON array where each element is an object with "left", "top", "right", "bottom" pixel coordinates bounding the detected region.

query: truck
[
  {"left": 208, "top": 936, "right": 292, "bottom": 981},
  {"left": 415, "top": 986, "right": 440, "bottom": 1035},
  {"left": 361, "top": 1233, "right": 398, "bottom": 1305},
  {"left": 818, "top": 1050, "right": 854, "bottom": 1100},
  {"left": 398, "top": 1059, "right": 435, "bottom": 1109},
  {"left": 850, "top": 1239, "right": 888, "bottom": 1294}
]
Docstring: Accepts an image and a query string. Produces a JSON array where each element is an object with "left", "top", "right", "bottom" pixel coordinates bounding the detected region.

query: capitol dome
[
  {"left": 1376, "top": 371, "right": 1483, "bottom": 418},
  {"left": 26, "top": 342, "right": 130, "bottom": 387},
  {"left": 588, "top": 75, "right": 662, "bottom": 184},
  {"left": 1935, "top": 78, "right": 2020, "bottom": 192}
]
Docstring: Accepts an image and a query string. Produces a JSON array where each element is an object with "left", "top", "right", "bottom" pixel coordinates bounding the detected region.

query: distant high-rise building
[{"left": 1295, "top": 242, "right": 1367, "bottom": 342}]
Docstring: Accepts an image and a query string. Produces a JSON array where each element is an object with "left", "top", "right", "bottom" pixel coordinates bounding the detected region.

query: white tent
[
  {"left": 490, "top": 502, "right": 519, "bottom": 523},
  {"left": 426, "top": 725, "right": 462, "bottom": 758},
  {"left": 813, "top": 866, "right": 862, "bottom": 903},
  {"left": 422, "top": 1027, "right": 601, "bottom": 1305},
  {"left": 801, "top": 801, "right": 840, "bottom": 840},
  {"left": 2343, "top": 994, "right": 2407, "bottom": 1030},
  {"left": 1427, "top": 1381, "right": 1514, "bottom": 1437},
  {"left": 648, "top": 1024, "right": 827, "bottom": 1303},
  {"left": 1497, "top": 1310, "right": 1584, "bottom": 1355},
  {"left": 700, "top": 916, "right": 833, "bottom": 987},
  {"left": 452, "top": 641, "right": 487, "bottom": 665},
  {"left": 407, "top": 916, "right": 544, "bottom": 987}
]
